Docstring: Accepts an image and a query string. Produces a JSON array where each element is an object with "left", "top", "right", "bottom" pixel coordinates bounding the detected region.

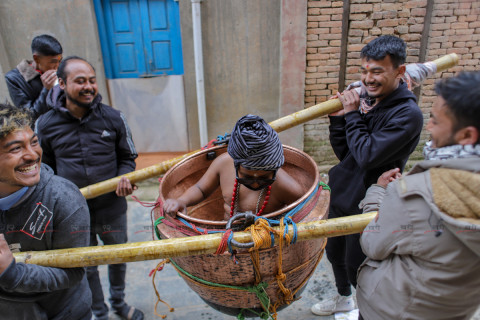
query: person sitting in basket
[{"left": 163, "top": 114, "right": 304, "bottom": 220}]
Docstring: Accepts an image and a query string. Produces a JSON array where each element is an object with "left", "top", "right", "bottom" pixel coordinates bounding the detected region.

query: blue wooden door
[{"left": 94, "top": 0, "right": 184, "bottom": 78}]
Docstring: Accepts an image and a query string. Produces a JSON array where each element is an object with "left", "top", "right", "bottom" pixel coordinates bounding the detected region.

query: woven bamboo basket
[{"left": 154, "top": 145, "right": 329, "bottom": 316}]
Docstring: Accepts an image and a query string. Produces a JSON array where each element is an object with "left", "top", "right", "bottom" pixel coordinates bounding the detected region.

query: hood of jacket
[
  {"left": 408, "top": 156, "right": 480, "bottom": 256},
  {"left": 46, "top": 85, "right": 103, "bottom": 116}
]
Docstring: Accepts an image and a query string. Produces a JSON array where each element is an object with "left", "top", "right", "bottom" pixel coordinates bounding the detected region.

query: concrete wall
[
  {"left": 180, "top": 0, "right": 287, "bottom": 150},
  {"left": 0, "top": 0, "right": 109, "bottom": 105}
]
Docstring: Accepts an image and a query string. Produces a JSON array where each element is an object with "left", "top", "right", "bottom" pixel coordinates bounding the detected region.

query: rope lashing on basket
[
  {"left": 223, "top": 182, "right": 325, "bottom": 252},
  {"left": 169, "top": 259, "right": 274, "bottom": 319}
]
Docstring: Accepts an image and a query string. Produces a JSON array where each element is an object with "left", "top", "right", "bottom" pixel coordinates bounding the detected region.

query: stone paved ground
[{"left": 96, "top": 179, "right": 479, "bottom": 320}]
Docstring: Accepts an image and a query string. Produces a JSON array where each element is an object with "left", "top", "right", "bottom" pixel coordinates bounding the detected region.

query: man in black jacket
[
  {"left": 36, "top": 56, "right": 144, "bottom": 320},
  {"left": 5, "top": 34, "right": 62, "bottom": 119},
  {"left": 0, "top": 102, "right": 91, "bottom": 319},
  {"left": 311, "top": 35, "right": 424, "bottom": 316}
]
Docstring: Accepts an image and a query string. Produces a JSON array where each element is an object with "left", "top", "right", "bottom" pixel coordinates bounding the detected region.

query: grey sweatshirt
[{"left": 0, "top": 164, "right": 91, "bottom": 320}]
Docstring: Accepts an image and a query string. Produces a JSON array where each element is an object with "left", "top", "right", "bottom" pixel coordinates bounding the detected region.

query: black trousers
[{"left": 325, "top": 208, "right": 366, "bottom": 296}]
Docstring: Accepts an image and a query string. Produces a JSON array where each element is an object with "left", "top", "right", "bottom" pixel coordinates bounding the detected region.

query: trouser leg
[
  {"left": 345, "top": 233, "right": 366, "bottom": 288},
  {"left": 326, "top": 234, "right": 352, "bottom": 296},
  {"left": 108, "top": 263, "right": 127, "bottom": 310},
  {"left": 97, "top": 213, "right": 128, "bottom": 311},
  {"left": 87, "top": 232, "right": 109, "bottom": 320}
]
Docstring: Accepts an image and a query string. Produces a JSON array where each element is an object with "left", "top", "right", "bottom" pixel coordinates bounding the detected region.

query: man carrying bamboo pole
[
  {"left": 356, "top": 71, "right": 480, "bottom": 320},
  {"left": 0, "top": 103, "right": 92, "bottom": 319},
  {"left": 311, "top": 35, "right": 424, "bottom": 316},
  {"left": 36, "top": 57, "right": 144, "bottom": 320}
]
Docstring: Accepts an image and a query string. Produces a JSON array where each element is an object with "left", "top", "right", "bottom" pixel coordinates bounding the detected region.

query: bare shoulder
[
  {"left": 274, "top": 168, "right": 305, "bottom": 204},
  {"left": 210, "top": 152, "right": 234, "bottom": 170}
]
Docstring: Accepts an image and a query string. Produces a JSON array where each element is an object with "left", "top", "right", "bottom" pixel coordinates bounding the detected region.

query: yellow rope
[{"left": 151, "top": 259, "right": 175, "bottom": 319}]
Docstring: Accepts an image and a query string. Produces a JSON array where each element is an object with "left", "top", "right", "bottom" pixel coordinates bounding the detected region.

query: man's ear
[
  {"left": 397, "top": 64, "right": 406, "bottom": 77},
  {"left": 455, "top": 126, "right": 479, "bottom": 146},
  {"left": 32, "top": 53, "right": 40, "bottom": 65},
  {"left": 58, "top": 78, "right": 65, "bottom": 90}
]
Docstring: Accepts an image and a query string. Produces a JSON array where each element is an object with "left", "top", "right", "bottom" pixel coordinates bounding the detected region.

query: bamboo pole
[
  {"left": 13, "top": 212, "right": 376, "bottom": 268},
  {"left": 80, "top": 53, "right": 459, "bottom": 199}
]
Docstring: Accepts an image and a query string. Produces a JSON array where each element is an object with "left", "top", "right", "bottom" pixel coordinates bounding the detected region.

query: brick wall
[{"left": 304, "top": 0, "right": 480, "bottom": 169}]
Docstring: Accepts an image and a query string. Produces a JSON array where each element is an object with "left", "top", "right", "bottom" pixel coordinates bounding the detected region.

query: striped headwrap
[{"left": 227, "top": 114, "right": 284, "bottom": 171}]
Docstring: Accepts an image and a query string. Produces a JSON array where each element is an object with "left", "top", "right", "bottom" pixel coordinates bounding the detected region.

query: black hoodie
[
  {"left": 36, "top": 86, "right": 137, "bottom": 216},
  {"left": 328, "top": 81, "right": 423, "bottom": 216}
]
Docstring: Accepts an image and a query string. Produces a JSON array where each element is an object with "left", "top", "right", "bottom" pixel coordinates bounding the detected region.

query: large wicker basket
[{"left": 154, "top": 145, "right": 329, "bottom": 316}]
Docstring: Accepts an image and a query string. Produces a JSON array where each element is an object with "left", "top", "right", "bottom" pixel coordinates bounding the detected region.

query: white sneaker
[{"left": 311, "top": 294, "right": 355, "bottom": 316}]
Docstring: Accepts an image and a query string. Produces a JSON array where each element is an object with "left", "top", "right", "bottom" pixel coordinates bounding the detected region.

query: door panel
[{"left": 95, "top": 0, "right": 183, "bottom": 78}]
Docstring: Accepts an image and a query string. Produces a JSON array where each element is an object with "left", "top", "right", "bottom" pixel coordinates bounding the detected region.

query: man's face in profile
[
  {"left": 0, "top": 127, "right": 42, "bottom": 197},
  {"left": 426, "top": 96, "right": 458, "bottom": 148}
]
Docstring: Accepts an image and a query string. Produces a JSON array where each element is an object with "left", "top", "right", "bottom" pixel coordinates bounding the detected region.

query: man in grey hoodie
[
  {"left": 357, "top": 71, "right": 480, "bottom": 319},
  {"left": 0, "top": 103, "right": 91, "bottom": 319}
]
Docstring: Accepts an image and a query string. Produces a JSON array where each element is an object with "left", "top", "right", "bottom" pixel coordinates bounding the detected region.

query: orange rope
[{"left": 151, "top": 259, "right": 175, "bottom": 319}]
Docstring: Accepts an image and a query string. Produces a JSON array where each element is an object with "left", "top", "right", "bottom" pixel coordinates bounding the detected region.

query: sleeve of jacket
[
  {"left": 329, "top": 115, "right": 349, "bottom": 161},
  {"left": 0, "top": 186, "right": 90, "bottom": 293},
  {"left": 115, "top": 112, "right": 137, "bottom": 176},
  {"left": 35, "top": 117, "right": 57, "bottom": 173},
  {"left": 360, "top": 180, "right": 414, "bottom": 260},
  {"left": 344, "top": 105, "right": 423, "bottom": 170},
  {"left": 5, "top": 74, "right": 49, "bottom": 118}
]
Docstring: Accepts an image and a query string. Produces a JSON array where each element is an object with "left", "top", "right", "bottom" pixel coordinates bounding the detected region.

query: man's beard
[{"left": 66, "top": 91, "right": 95, "bottom": 109}]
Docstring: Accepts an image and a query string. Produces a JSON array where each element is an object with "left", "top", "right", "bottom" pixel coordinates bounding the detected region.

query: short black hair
[
  {"left": 0, "top": 102, "right": 33, "bottom": 140},
  {"left": 31, "top": 34, "right": 62, "bottom": 56},
  {"left": 57, "top": 56, "right": 96, "bottom": 82},
  {"left": 435, "top": 71, "right": 480, "bottom": 140},
  {"left": 360, "top": 35, "right": 406, "bottom": 68}
]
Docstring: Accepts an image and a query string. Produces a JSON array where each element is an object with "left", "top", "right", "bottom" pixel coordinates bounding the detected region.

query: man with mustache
[
  {"left": 0, "top": 102, "right": 91, "bottom": 319},
  {"left": 36, "top": 57, "right": 143, "bottom": 320},
  {"left": 5, "top": 34, "right": 62, "bottom": 119},
  {"left": 311, "top": 35, "right": 424, "bottom": 316},
  {"left": 356, "top": 71, "right": 480, "bottom": 320}
]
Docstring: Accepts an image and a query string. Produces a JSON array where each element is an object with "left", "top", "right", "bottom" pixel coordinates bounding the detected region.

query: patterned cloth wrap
[
  {"left": 423, "top": 141, "right": 480, "bottom": 161},
  {"left": 227, "top": 114, "right": 284, "bottom": 171}
]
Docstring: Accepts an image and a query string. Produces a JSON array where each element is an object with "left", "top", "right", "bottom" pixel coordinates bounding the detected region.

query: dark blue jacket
[
  {"left": 5, "top": 60, "right": 50, "bottom": 119},
  {"left": 36, "top": 86, "right": 137, "bottom": 215},
  {"left": 328, "top": 82, "right": 423, "bottom": 216}
]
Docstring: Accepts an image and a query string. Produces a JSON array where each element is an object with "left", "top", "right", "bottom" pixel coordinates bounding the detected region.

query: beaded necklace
[{"left": 229, "top": 179, "right": 272, "bottom": 217}]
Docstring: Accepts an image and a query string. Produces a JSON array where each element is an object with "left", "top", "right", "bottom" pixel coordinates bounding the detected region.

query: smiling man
[
  {"left": 36, "top": 56, "right": 142, "bottom": 320},
  {"left": 356, "top": 71, "right": 480, "bottom": 320},
  {"left": 0, "top": 103, "right": 92, "bottom": 319},
  {"left": 5, "top": 34, "right": 62, "bottom": 119},
  {"left": 163, "top": 114, "right": 304, "bottom": 220},
  {"left": 311, "top": 35, "right": 424, "bottom": 316}
]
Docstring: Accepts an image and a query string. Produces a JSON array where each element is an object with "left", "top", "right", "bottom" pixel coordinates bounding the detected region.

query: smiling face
[
  {"left": 360, "top": 55, "right": 405, "bottom": 103},
  {"left": 0, "top": 127, "right": 42, "bottom": 197},
  {"left": 59, "top": 59, "right": 98, "bottom": 111}
]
